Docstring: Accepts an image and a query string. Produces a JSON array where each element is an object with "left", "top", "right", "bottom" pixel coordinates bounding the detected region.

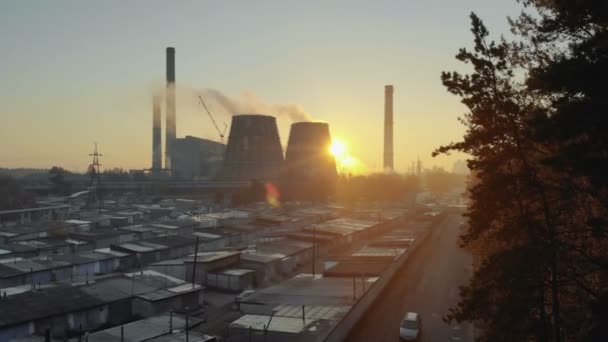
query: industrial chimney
[
  {"left": 284, "top": 122, "right": 336, "bottom": 181},
  {"left": 152, "top": 95, "right": 162, "bottom": 172},
  {"left": 384, "top": 85, "right": 394, "bottom": 171},
  {"left": 282, "top": 122, "right": 337, "bottom": 200},
  {"left": 218, "top": 114, "right": 284, "bottom": 181},
  {"left": 165, "top": 47, "right": 176, "bottom": 170}
]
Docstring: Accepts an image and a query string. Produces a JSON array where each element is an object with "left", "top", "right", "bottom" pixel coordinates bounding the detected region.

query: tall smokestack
[
  {"left": 152, "top": 95, "right": 162, "bottom": 171},
  {"left": 384, "top": 85, "right": 394, "bottom": 171},
  {"left": 165, "top": 47, "right": 176, "bottom": 170}
]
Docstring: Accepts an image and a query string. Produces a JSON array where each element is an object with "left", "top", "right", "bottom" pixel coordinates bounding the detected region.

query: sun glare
[
  {"left": 329, "top": 139, "right": 347, "bottom": 159},
  {"left": 329, "top": 138, "right": 364, "bottom": 174}
]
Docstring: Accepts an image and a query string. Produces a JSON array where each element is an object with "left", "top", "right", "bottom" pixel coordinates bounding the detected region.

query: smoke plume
[
  {"left": 150, "top": 83, "right": 314, "bottom": 122},
  {"left": 200, "top": 88, "right": 312, "bottom": 122}
]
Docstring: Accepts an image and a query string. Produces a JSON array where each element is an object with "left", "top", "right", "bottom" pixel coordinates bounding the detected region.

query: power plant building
[
  {"left": 150, "top": 47, "right": 226, "bottom": 179},
  {"left": 218, "top": 114, "right": 283, "bottom": 182},
  {"left": 172, "top": 136, "right": 225, "bottom": 180},
  {"left": 282, "top": 122, "right": 337, "bottom": 200}
]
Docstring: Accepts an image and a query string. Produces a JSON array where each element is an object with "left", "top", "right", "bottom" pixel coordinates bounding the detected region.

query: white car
[
  {"left": 235, "top": 289, "right": 255, "bottom": 303},
  {"left": 399, "top": 312, "right": 421, "bottom": 341}
]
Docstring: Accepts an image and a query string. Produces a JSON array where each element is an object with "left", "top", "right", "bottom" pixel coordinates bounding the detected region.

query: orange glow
[
  {"left": 329, "top": 138, "right": 365, "bottom": 174},
  {"left": 329, "top": 139, "right": 346, "bottom": 159},
  {"left": 265, "top": 182, "right": 280, "bottom": 207}
]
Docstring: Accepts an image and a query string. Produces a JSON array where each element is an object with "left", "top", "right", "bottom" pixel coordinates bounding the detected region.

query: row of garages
[
  {"left": 0, "top": 272, "right": 202, "bottom": 341},
  {"left": 143, "top": 216, "right": 404, "bottom": 293}
]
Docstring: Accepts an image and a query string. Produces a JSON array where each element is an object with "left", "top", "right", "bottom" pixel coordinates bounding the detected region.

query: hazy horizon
[{"left": 0, "top": 0, "right": 520, "bottom": 173}]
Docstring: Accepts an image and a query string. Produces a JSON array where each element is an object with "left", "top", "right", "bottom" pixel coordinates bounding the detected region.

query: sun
[
  {"left": 329, "top": 139, "right": 347, "bottom": 159},
  {"left": 329, "top": 138, "right": 364, "bottom": 174}
]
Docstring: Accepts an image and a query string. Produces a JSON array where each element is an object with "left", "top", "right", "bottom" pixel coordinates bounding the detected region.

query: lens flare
[{"left": 265, "top": 182, "right": 280, "bottom": 207}]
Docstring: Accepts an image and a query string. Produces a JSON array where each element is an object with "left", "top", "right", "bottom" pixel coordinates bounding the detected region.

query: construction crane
[{"left": 197, "top": 94, "right": 228, "bottom": 144}]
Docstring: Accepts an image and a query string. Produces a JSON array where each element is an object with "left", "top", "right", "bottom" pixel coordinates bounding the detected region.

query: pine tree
[
  {"left": 436, "top": 12, "right": 565, "bottom": 341},
  {"left": 437, "top": 2, "right": 608, "bottom": 340}
]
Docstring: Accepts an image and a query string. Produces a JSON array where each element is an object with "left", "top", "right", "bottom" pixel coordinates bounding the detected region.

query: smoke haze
[
  {"left": 201, "top": 88, "right": 312, "bottom": 122},
  {"left": 151, "top": 83, "right": 312, "bottom": 123}
]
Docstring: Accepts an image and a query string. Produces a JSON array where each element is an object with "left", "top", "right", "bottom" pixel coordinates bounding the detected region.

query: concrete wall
[
  {"left": 0, "top": 257, "right": 126, "bottom": 289},
  {"left": 6, "top": 297, "right": 135, "bottom": 339},
  {"left": 32, "top": 303, "right": 112, "bottom": 338},
  {"left": 206, "top": 271, "right": 254, "bottom": 292},
  {"left": 107, "top": 299, "right": 133, "bottom": 326},
  {"left": 0, "top": 322, "right": 34, "bottom": 341},
  {"left": 185, "top": 253, "right": 241, "bottom": 284},
  {"left": 132, "top": 290, "right": 201, "bottom": 317}
]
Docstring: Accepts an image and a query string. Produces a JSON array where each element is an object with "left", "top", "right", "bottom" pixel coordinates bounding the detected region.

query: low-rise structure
[
  {"left": 0, "top": 272, "right": 201, "bottom": 340},
  {"left": 81, "top": 313, "right": 214, "bottom": 342}
]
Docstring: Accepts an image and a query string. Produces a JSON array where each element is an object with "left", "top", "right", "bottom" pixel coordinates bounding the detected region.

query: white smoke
[
  {"left": 200, "top": 88, "right": 312, "bottom": 122},
  {"left": 151, "top": 84, "right": 313, "bottom": 123}
]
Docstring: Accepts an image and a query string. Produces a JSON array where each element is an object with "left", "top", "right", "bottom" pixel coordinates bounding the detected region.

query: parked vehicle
[{"left": 399, "top": 312, "right": 421, "bottom": 341}]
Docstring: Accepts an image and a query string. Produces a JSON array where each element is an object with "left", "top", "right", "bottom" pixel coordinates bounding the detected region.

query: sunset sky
[{"left": 0, "top": 0, "right": 521, "bottom": 173}]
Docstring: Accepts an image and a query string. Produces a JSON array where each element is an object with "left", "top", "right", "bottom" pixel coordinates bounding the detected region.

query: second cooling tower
[
  {"left": 281, "top": 122, "right": 337, "bottom": 200},
  {"left": 218, "top": 114, "right": 283, "bottom": 181}
]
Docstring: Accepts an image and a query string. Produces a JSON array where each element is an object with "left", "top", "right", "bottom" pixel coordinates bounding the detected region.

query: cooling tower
[
  {"left": 384, "top": 85, "right": 394, "bottom": 171},
  {"left": 281, "top": 122, "right": 337, "bottom": 200},
  {"left": 165, "top": 47, "right": 176, "bottom": 170},
  {"left": 152, "top": 95, "right": 162, "bottom": 172},
  {"left": 218, "top": 114, "right": 283, "bottom": 181}
]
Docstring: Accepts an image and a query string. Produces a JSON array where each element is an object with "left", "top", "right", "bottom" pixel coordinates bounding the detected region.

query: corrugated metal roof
[
  {"left": 119, "top": 243, "right": 155, "bottom": 252},
  {"left": 95, "top": 247, "right": 129, "bottom": 257},
  {"left": 230, "top": 314, "right": 311, "bottom": 334},
  {"left": 273, "top": 304, "right": 349, "bottom": 320},
  {"left": 192, "top": 232, "right": 222, "bottom": 240},
  {"left": 217, "top": 268, "right": 255, "bottom": 276},
  {"left": 0, "top": 263, "right": 25, "bottom": 277},
  {"left": 240, "top": 252, "right": 283, "bottom": 264},
  {"left": 86, "top": 313, "right": 200, "bottom": 342},
  {"left": 0, "top": 285, "right": 105, "bottom": 328}
]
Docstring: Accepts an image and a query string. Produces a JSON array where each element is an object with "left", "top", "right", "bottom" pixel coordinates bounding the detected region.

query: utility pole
[
  {"left": 191, "top": 237, "right": 200, "bottom": 288},
  {"left": 312, "top": 225, "right": 316, "bottom": 277},
  {"left": 87, "top": 143, "right": 103, "bottom": 209},
  {"left": 186, "top": 313, "right": 190, "bottom": 342},
  {"left": 265, "top": 310, "right": 276, "bottom": 340}
]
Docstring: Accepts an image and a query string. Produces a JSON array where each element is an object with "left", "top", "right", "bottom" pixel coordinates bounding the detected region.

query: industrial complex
[
  {"left": 150, "top": 47, "right": 225, "bottom": 181},
  {"left": 0, "top": 46, "right": 436, "bottom": 342},
  {"left": 147, "top": 47, "right": 396, "bottom": 190}
]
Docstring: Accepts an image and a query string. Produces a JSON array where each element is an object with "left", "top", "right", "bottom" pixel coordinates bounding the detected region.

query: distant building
[{"left": 172, "top": 136, "right": 224, "bottom": 180}]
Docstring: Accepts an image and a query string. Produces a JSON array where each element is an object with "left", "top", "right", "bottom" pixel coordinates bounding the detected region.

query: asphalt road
[{"left": 346, "top": 214, "right": 474, "bottom": 342}]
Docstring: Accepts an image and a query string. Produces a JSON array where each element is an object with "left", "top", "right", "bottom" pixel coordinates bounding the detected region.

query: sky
[{"left": 0, "top": 0, "right": 522, "bottom": 173}]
